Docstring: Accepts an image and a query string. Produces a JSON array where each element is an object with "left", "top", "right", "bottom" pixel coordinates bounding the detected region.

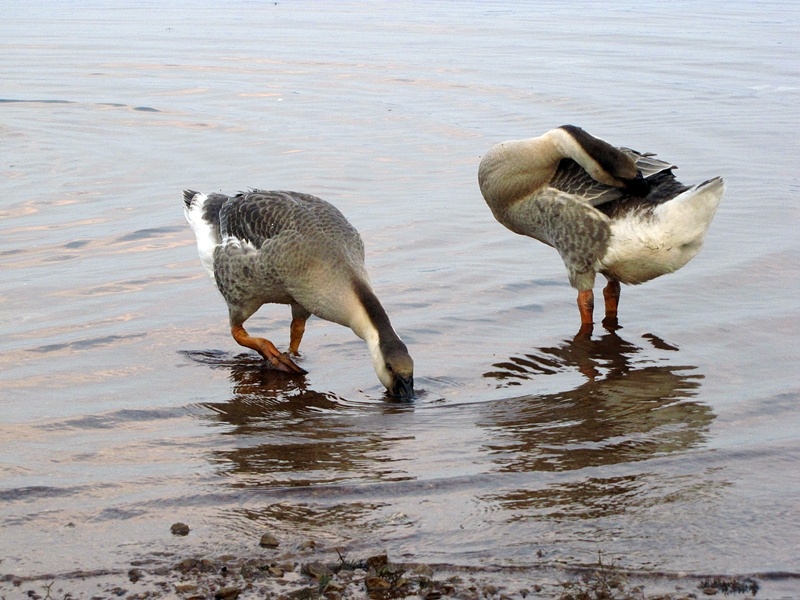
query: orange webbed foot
[
  {"left": 267, "top": 351, "right": 307, "bottom": 374},
  {"left": 231, "top": 324, "right": 307, "bottom": 374}
]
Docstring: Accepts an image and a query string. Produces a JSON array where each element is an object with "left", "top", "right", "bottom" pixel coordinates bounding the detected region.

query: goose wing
[
  {"left": 549, "top": 159, "right": 625, "bottom": 207},
  {"left": 549, "top": 150, "right": 677, "bottom": 208},
  {"left": 621, "top": 148, "right": 676, "bottom": 178},
  {"left": 219, "top": 190, "right": 364, "bottom": 260}
]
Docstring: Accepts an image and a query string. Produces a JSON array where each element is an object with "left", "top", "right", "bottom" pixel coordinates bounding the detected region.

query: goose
[
  {"left": 478, "top": 125, "right": 724, "bottom": 330},
  {"left": 183, "top": 189, "right": 414, "bottom": 399}
]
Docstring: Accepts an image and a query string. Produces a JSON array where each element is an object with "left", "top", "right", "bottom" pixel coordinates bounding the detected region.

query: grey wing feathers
[
  {"left": 549, "top": 159, "right": 627, "bottom": 207},
  {"left": 550, "top": 148, "right": 678, "bottom": 208},
  {"left": 219, "top": 191, "right": 364, "bottom": 257},
  {"left": 620, "top": 148, "right": 676, "bottom": 178}
]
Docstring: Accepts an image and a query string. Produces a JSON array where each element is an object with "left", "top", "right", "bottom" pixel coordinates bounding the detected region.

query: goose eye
[{"left": 385, "top": 362, "right": 393, "bottom": 373}]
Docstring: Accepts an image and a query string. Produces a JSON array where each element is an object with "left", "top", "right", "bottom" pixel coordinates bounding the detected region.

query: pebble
[
  {"left": 178, "top": 558, "right": 199, "bottom": 571},
  {"left": 366, "top": 553, "right": 389, "bottom": 570},
  {"left": 259, "top": 533, "right": 280, "bottom": 548},
  {"left": 268, "top": 566, "right": 285, "bottom": 578},
  {"left": 127, "top": 569, "right": 143, "bottom": 583},
  {"left": 301, "top": 561, "right": 333, "bottom": 579},
  {"left": 200, "top": 558, "right": 218, "bottom": 571},
  {"left": 214, "top": 586, "right": 241, "bottom": 599},
  {"left": 323, "top": 580, "right": 344, "bottom": 593},
  {"left": 170, "top": 522, "right": 190, "bottom": 536},
  {"left": 411, "top": 564, "right": 434, "bottom": 578},
  {"left": 365, "top": 576, "right": 392, "bottom": 592},
  {"left": 297, "top": 539, "right": 316, "bottom": 551}
]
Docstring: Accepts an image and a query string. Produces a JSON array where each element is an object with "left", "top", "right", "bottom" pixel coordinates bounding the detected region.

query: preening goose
[
  {"left": 478, "top": 125, "right": 724, "bottom": 330},
  {"left": 183, "top": 189, "right": 414, "bottom": 399}
]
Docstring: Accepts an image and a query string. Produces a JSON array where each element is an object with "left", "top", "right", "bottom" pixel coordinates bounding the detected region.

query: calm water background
[{"left": 2, "top": 0, "right": 799, "bottom": 596}]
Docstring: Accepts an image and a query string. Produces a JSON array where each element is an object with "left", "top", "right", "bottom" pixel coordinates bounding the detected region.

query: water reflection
[
  {"left": 479, "top": 330, "right": 715, "bottom": 519},
  {"left": 181, "top": 350, "right": 414, "bottom": 488},
  {"left": 481, "top": 329, "right": 713, "bottom": 472}
]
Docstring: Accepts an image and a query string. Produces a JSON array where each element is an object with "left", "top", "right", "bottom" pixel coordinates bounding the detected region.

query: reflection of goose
[
  {"left": 183, "top": 190, "right": 413, "bottom": 399},
  {"left": 480, "top": 330, "right": 713, "bottom": 475},
  {"left": 182, "top": 349, "right": 412, "bottom": 488},
  {"left": 478, "top": 125, "right": 724, "bottom": 330}
]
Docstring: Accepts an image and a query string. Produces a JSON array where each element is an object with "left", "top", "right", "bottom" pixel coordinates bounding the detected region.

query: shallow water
[{"left": 2, "top": 1, "right": 800, "bottom": 596}]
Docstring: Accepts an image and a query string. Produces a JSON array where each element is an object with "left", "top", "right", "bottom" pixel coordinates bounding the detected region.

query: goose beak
[
  {"left": 624, "top": 171, "right": 651, "bottom": 197},
  {"left": 392, "top": 375, "right": 414, "bottom": 401}
]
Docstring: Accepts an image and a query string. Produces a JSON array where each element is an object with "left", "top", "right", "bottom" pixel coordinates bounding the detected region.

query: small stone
[
  {"left": 175, "top": 583, "right": 198, "bottom": 593},
  {"left": 170, "top": 522, "right": 190, "bottom": 536},
  {"left": 703, "top": 588, "right": 718, "bottom": 596},
  {"left": 284, "top": 588, "right": 319, "bottom": 599},
  {"left": 200, "top": 558, "right": 217, "bottom": 571},
  {"left": 128, "top": 569, "right": 143, "bottom": 583},
  {"left": 260, "top": 533, "right": 280, "bottom": 548},
  {"left": 178, "top": 558, "right": 199, "bottom": 571},
  {"left": 482, "top": 584, "right": 498, "bottom": 597},
  {"left": 365, "top": 576, "right": 392, "bottom": 592},
  {"left": 298, "top": 539, "right": 317, "bottom": 551},
  {"left": 214, "top": 586, "right": 241, "bottom": 599},
  {"left": 268, "top": 566, "right": 285, "bottom": 578},
  {"left": 302, "top": 562, "right": 333, "bottom": 580},
  {"left": 411, "top": 564, "right": 434, "bottom": 578},
  {"left": 323, "top": 580, "right": 344, "bottom": 593},
  {"left": 366, "top": 553, "right": 389, "bottom": 571}
]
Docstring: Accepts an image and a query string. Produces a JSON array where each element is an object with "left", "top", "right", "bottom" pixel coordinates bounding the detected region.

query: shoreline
[{"left": 1, "top": 546, "right": 766, "bottom": 600}]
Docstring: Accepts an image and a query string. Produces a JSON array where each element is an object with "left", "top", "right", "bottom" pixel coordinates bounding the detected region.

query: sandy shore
[{"left": 1, "top": 539, "right": 755, "bottom": 600}]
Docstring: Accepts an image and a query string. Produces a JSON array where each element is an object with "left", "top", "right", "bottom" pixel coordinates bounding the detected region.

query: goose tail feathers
[
  {"left": 183, "top": 189, "right": 201, "bottom": 209},
  {"left": 182, "top": 189, "right": 218, "bottom": 280},
  {"left": 652, "top": 176, "right": 724, "bottom": 248}
]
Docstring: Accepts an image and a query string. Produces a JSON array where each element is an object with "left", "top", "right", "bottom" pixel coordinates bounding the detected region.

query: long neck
[
  {"left": 478, "top": 127, "right": 636, "bottom": 216},
  {"left": 349, "top": 279, "right": 403, "bottom": 384},
  {"left": 349, "top": 278, "right": 397, "bottom": 337},
  {"left": 478, "top": 137, "right": 560, "bottom": 212},
  {"left": 553, "top": 125, "right": 638, "bottom": 186}
]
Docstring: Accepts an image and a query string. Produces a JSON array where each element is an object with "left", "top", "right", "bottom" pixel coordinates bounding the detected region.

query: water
[{"left": 2, "top": 1, "right": 799, "bottom": 596}]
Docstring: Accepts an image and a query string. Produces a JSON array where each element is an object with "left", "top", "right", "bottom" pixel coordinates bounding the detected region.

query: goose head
[{"left": 375, "top": 338, "right": 415, "bottom": 400}]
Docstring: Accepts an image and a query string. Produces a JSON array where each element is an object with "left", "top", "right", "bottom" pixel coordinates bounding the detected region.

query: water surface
[{"left": 2, "top": 1, "right": 799, "bottom": 597}]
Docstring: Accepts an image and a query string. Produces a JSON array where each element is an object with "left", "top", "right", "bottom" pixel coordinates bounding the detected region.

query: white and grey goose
[
  {"left": 183, "top": 189, "right": 414, "bottom": 399},
  {"left": 478, "top": 125, "right": 724, "bottom": 331}
]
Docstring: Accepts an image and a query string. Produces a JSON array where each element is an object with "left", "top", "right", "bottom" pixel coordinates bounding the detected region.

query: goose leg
[
  {"left": 602, "top": 279, "right": 621, "bottom": 331},
  {"left": 577, "top": 289, "right": 594, "bottom": 325},
  {"left": 288, "top": 304, "right": 310, "bottom": 355},
  {"left": 289, "top": 316, "right": 307, "bottom": 355},
  {"left": 231, "top": 324, "right": 306, "bottom": 374}
]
